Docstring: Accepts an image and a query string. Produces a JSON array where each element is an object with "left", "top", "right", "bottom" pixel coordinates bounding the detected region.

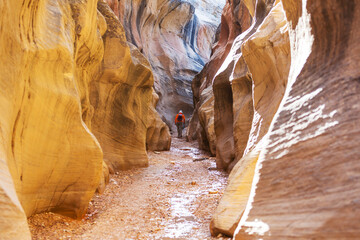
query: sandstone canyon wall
[
  {"left": 0, "top": 0, "right": 105, "bottom": 223},
  {"left": 188, "top": 0, "right": 360, "bottom": 238},
  {"left": 0, "top": 0, "right": 169, "bottom": 237},
  {"left": 107, "top": 0, "right": 225, "bottom": 127},
  {"left": 91, "top": 1, "right": 170, "bottom": 173},
  {"left": 234, "top": 0, "right": 360, "bottom": 238}
]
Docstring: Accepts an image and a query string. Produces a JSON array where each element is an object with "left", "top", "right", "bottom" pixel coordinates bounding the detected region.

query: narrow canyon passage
[
  {"left": 28, "top": 135, "right": 229, "bottom": 240},
  {"left": 1, "top": 0, "right": 358, "bottom": 239}
]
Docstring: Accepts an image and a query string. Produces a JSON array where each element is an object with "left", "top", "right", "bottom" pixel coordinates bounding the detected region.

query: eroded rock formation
[
  {"left": 0, "top": 164, "right": 30, "bottom": 239},
  {"left": 206, "top": 0, "right": 291, "bottom": 235},
  {"left": 188, "top": 0, "right": 254, "bottom": 170},
  {"left": 91, "top": 2, "right": 162, "bottom": 172},
  {"left": 146, "top": 90, "right": 172, "bottom": 151},
  {"left": 107, "top": 0, "right": 225, "bottom": 127},
  {"left": 0, "top": 0, "right": 169, "bottom": 235},
  {"left": 0, "top": 0, "right": 104, "bottom": 222},
  {"left": 235, "top": 0, "right": 360, "bottom": 238},
  {"left": 190, "top": 0, "right": 360, "bottom": 238}
]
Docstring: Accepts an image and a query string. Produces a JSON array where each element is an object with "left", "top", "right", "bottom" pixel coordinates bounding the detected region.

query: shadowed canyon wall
[
  {"left": 187, "top": 0, "right": 360, "bottom": 238},
  {"left": 91, "top": 1, "right": 170, "bottom": 173},
  {"left": 0, "top": 0, "right": 170, "bottom": 237},
  {"left": 107, "top": 0, "right": 225, "bottom": 127}
]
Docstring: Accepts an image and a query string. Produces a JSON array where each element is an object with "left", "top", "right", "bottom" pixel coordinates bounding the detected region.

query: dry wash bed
[{"left": 29, "top": 137, "right": 230, "bottom": 239}]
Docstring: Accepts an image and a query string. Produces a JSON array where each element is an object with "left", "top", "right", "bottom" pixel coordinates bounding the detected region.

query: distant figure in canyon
[{"left": 175, "top": 110, "right": 186, "bottom": 138}]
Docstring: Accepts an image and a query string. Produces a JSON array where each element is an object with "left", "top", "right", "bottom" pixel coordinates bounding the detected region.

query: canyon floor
[{"left": 28, "top": 134, "right": 230, "bottom": 240}]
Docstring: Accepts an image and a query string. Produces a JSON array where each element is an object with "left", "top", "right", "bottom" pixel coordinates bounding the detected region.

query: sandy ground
[{"left": 28, "top": 136, "right": 230, "bottom": 240}]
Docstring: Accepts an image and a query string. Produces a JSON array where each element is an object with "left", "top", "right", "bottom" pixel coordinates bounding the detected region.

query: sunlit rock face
[
  {"left": 234, "top": 0, "right": 360, "bottom": 238},
  {"left": 0, "top": 164, "right": 30, "bottom": 239},
  {"left": 91, "top": 1, "right": 170, "bottom": 171},
  {"left": 0, "top": 0, "right": 104, "bottom": 222},
  {"left": 210, "top": 144, "right": 261, "bottom": 237},
  {"left": 107, "top": 0, "right": 225, "bottom": 127},
  {"left": 204, "top": 0, "right": 360, "bottom": 238},
  {"left": 209, "top": 0, "right": 291, "bottom": 236},
  {"left": 0, "top": 1, "right": 167, "bottom": 233}
]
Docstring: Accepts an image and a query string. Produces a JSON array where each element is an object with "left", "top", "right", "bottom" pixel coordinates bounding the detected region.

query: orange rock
[
  {"left": 0, "top": 0, "right": 104, "bottom": 222},
  {"left": 235, "top": 0, "right": 360, "bottom": 238}
]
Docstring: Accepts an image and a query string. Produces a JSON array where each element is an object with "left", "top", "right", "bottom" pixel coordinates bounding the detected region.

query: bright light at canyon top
[{"left": 183, "top": 0, "right": 225, "bottom": 24}]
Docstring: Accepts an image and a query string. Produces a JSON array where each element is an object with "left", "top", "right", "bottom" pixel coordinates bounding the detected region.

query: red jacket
[{"left": 175, "top": 113, "right": 185, "bottom": 124}]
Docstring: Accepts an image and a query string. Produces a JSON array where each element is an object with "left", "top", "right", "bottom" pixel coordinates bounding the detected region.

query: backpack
[{"left": 177, "top": 114, "right": 183, "bottom": 122}]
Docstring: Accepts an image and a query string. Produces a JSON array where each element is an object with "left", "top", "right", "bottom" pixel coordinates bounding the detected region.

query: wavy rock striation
[
  {"left": 187, "top": 0, "right": 255, "bottom": 170},
  {"left": 107, "top": 0, "right": 225, "bottom": 127},
  {"left": 91, "top": 1, "right": 170, "bottom": 172},
  {"left": 0, "top": 0, "right": 169, "bottom": 236},
  {"left": 190, "top": 0, "right": 360, "bottom": 238},
  {"left": 208, "top": 0, "right": 291, "bottom": 236},
  {"left": 234, "top": 0, "right": 360, "bottom": 238},
  {"left": 146, "top": 90, "right": 172, "bottom": 151},
  {"left": 0, "top": 0, "right": 104, "bottom": 224}
]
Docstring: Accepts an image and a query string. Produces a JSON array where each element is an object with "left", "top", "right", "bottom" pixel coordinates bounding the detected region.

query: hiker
[{"left": 175, "top": 110, "right": 185, "bottom": 138}]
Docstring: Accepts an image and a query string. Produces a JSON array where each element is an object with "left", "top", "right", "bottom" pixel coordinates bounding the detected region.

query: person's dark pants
[{"left": 176, "top": 122, "right": 183, "bottom": 138}]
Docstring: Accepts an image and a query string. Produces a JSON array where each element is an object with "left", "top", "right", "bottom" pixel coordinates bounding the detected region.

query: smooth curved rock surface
[
  {"left": 210, "top": 144, "right": 261, "bottom": 237},
  {"left": 0, "top": 162, "right": 31, "bottom": 239},
  {"left": 146, "top": 91, "right": 172, "bottom": 151},
  {"left": 210, "top": 0, "right": 290, "bottom": 236},
  {"left": 91, "top": 1, "right": 154, "bottom": 171},
  {"left": 213, "top": 0, "right": 289, "bottom": 171},
  {"left": 0, "top": 0, "right": 104, "bottom": 219},
  {"left": 0, "top": 0, "right": 171, "bottom": 235},
  {"left": 107, "top": 0, "right": 225, "bottom": 127},
  {"left": 235, "top": 0, "right": 360, "bottom": 238},
  {"left": 187, "top": 0, "right": 253, "bottom": 166},
  {"left": 241, "top": 0, "right": 290, "bottom": 156}
]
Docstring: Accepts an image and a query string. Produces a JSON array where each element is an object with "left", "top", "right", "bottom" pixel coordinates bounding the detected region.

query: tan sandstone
[
  {"left": 210, "top": 0, "right": 290, "bottom": 236},
  {"left": 235, "top": 0, "right": 360, "bottom": 238}
]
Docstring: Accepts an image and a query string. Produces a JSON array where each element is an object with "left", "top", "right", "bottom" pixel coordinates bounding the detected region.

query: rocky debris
[
  {"left": 107, "top": 0, "right": 225, "bottom": 127},
  {"left": 28, "top": 137, "right": 229, "bottom": 239}
]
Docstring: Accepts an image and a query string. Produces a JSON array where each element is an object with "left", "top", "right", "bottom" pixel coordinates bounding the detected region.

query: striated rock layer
[
  {"left": 191, "top": 0, "right": 360, "bottom": 238},
  {"left": 0, "top": 0, "right": 104, "bottom": 221},
  {"left": 235, "top": 0, "right": 360, "bottom": 238},
  {"left": 207, "top": 0, "right": 291, "bottom": 236},
  {"left": 0, "top": 0, "right": 169, "bottom": 235},
  {"left": 187, "top": 0, "right": 253, "bottom": 165},
  {"left": 91, "top": 1, "right": 168, "bottom": 172},
  {"left": 146, "top": 90, "right": 172, "bottom": 151},
  {"left": 107, "top": 0, "right": 225, "bottom": 127}
]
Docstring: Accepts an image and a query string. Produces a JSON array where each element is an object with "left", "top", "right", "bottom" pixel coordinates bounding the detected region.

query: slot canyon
[{"left": 0, "top": 0, "right": 359, "bottom": 239}]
